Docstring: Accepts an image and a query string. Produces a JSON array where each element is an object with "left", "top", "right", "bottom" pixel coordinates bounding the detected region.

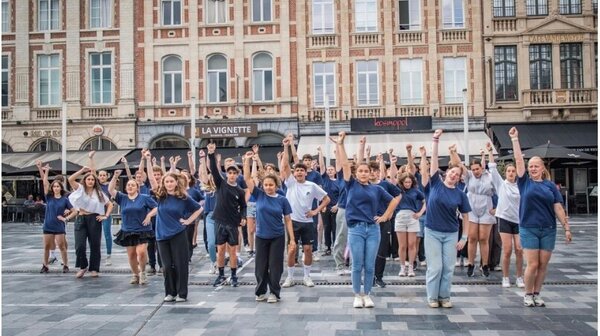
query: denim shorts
[
  {"left": 520, "top": 226, "right": 556, "bottom": 251},
  {"left": 247, "top": 202, "right": 257, "bottom": 218}
]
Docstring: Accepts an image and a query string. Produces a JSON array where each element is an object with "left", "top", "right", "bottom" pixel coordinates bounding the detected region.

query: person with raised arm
[
  {"left": 88, "top": 151, "right": 116, "bottom": 266},
  {"left": 317, "top": 145, "right": 340, "bottom": 257},
  {"left": 108, "top": 170, "right": 158, "bottom": 285},
  {"left": 36, "top": 161, "right": 76, "bottom": 274},
  {"left": 509, "top": 127, "right": 572, "bottom": 307},
  {"left": 143, "top": 149, "right": 164, "bottom": 275},
  {"left": 424, "top": 129, "right": 471, "bottom": 308},
  {"left": 245, "top": 144, "right": 262, "bottom": 257},
  {"left": 68, "top": 166, "right": 113, "bottom": 278}
]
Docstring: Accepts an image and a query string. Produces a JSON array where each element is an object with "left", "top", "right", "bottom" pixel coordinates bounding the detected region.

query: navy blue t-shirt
[
  {"left": 114, "top": 192, "right": 157, "bottom": 232},
  {"left": 155, "top": 195, "right": 202, "bottom": 241},
  {"left": 345, "top": 177, "right": 393, "bottom": 225},
  {"left": 517, "top": 172, "right": 563, "bottom": 229},
  {"left": 377, "top": 180, "right": 401, "bottom": 216},
  {"left": 252, "top": 187, "right": 292, "bottom": 239},
  {"left": 140, "top": 184, "right": 151, "bottom": 196},
  {"left": 187, "top": 187, "right": 204, "bottom": 203},
  {"left": 203, "top": 191, "right": 216, "bottom": 213},
  {"left": 307, "top": 170, "right": 323, "bottom": 186},
  {"left": 336, "top": 169, "right": 348, "bottom": 209},
  {"left": 322, "top": 173, "right": 340, "bottom": 210},
  {"left": 425, "top": 172, "right": 472, "bottom": 233},
  {"left": 398, "top": 188, "right": 426, "bottom": 213},
  {"left": 100, "top": 184, "right": 110, "bottom": 197},
  {"left": 43, "top": 195, "right": 72, "bottom": 233}
]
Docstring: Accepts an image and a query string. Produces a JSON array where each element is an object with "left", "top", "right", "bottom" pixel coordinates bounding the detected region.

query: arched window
[
  {"left": 29, "top": 138, "right": 61, "bottom": 152},
  {"left": 246, "top": 132, "right": 283, "bottom": 146},
  {"left": 2, "top": 142, "right": 13, "bottom": 153},
  {"left": 252, "top": 52, "right": 273, "bottom": 102},
  {"left": 81, "top": 136, "right": 118, "bottom": 151},
  {"left": 150, "top": 134, "right": 189, "bottom": 149},
  {"left": 162, "top": 55, "right": 183, "bottom": 104},
  {"left": 207, "top": 54, "right": 228, "bottom": 103},
  {"left": 199, "top": 138, "right": 236, "bottom": 148}
]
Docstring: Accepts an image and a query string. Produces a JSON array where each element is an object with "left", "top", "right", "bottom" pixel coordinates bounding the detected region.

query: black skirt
[{"left": 113, "top": 230, "right": 155, "bottom": 247}]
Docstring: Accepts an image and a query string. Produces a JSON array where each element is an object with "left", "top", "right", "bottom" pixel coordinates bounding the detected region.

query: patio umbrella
[
  {"left": 1, "top": 163, "right": 18, "bottom": 175},
  {"left": 498, "top": 142, "right": 597, "bottom": 162},
  {"left": 3, "top": 159, "right": 83, "bottom": 176}
]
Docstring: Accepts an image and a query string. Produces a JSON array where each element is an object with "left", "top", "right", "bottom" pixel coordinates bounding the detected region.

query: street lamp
[
  {"left": 324, "top": 95, "right": 330, "bottom": 167},
  {"left": 462, "top": 88, "right": 469, "bottom": 165},
  {"left": 190, "top": 97, "right": 197, "bottom": 165}
]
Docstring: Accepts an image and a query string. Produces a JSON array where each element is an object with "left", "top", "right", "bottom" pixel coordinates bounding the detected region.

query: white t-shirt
[
  {"left": 68, "top": 183, "right": 110, "bottom": 215},
  {"left": 285, "top": 175, "right": 327, "bottom": 223}
]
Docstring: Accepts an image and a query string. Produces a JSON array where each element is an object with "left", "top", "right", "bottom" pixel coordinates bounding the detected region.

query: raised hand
[
  {"left": 406, "top": 144, "right": 413, "bottom": 153},
  {"left": 316, "top": 145, "right": 322, "bottom": 153},
  {"left": 81, "top": 166, "right": 92, "bottom": 173},
  {"left": 199, "top": 149, "right": 206, "bottom": 158},
  {"left": 207, "top": 143, "right": 216, "bottom": 153},
  {"left": 486, "top": 142, "right": 493, "bottom": 153},
  {"left": 244, "top": 151, "right": 254, "bottom": 161},
  {"left": 359, "top": 136, "right": 366, "bottom": 145},
  {"left": 114, "top": 170, "right": 123, "bottom": 178},
  {"left": 252, "top": 144, "right": 259, "bottom": 154},
  {"left": 376, "top": 153, "right": 383, "bottom": 162},
  {"left": 508, "top": 127, "right": 518, "bottom": 138},
  {"left": 433, "top": 129, "right": 443, "bottom": 139},
  {"left": 187, "top": 151, "right": 193, "bottom": 158},
  {"left": 419, "top": 146, "right": 427, "bottom": 156},
  {"left": 448, "top": 144, "right": 457, "bottom": 153},
  {"left": 35, "top": 160, "right": 43, "bottom": 168},
  {"left": 88, "top": 151, "right": 96, "bottom": 158},
  {"left": 152, "top": 157, "right": 157, "bottom": 165},
  {"left": 120, "top": 157, "right": 128, "bottom": 164}
]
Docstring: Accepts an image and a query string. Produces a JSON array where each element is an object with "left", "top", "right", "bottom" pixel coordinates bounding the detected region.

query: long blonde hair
[{"left": 156, "top": 172, "right": 188, "bottom": 200}]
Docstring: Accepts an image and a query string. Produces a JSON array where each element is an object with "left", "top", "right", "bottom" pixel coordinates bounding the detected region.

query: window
[
  {"left": 162, "top": 56, "right": 183, "bottom": 104},
  {"left": 207, "top": 54, "right": 227, "bottom": 103},
  {"left": 90, "top": 52, "right": 112, "bottom": 105},
  {"left": 442, "top": 0, "right": 464, "bottom": 29},
  {"left": 560, "top": 43, "right": 583, "bottom": 89},
  {"left": 252, "top": 53, "right": 273, "bottom": 102},
  {"left": 81, "top": 137, "right": 117, "bottom": 151},
  {"left": 38, "top": 54, "right": 60, "bottom": 106},
  {"left": 162, "top": 0, "right": 181, "bottom": 25},
  {"left": 399, "top": 59, "right": 423, "bottom": 105},
  {"left": 39, "top": 0, "right": 60, "bottom": 31},
  {"left": 2, "top": 142, "right": 13, "bottom": 153},
  {"left": 355, "top": 0, "right": 377, "bottom": 32},
  {"left": 2, "top": 56, "right": 8, "bottom": 107},
  {"left": 494, "top": 46, "right": 518, "bottom": 101},
  {"left": 493, "top": 0, "right": 515, "bottom": 17},
  {"left": 206, "top": 0, "right": 226, "bottom": 24},
  {"left": 313, "top": 62, "right": 335, "bottom": 107},
  {"left": 593, "top": 0, "right": 598, "bottom": 14},
  {"left": 90, "top": 0, "right": 111, "bottom": 28},
  {"left": 2, "top": 0, "right": 9, "bottom": 33},
  {"left": 30, "top": 138, "right": 62, "bottom": 152},
  {"left": 526, "top": 0, "right": 548, "bottom": 16},
  {"left": 151, "top": 135, "right": 189, "bottom": 149},
  {"left": 356, "top": 60, "right": 379, "bottom": 106},
  {"left": 252, "top": 0, "right": 271, "bottom": 22},
  {"left": 529, "top": 44, "right": 552, "bottom": 90},
  {"left": 559, "top": 0, "right": 581, "bottom": 14},
  {"left": 443, "top": 57, "right": 466, "bottom": 104},
  {"left": 246, "top": 132, "right": 284, "bottom": 146},
  {"left": 312, "top": 0, "right": 334, "bottom": 34},
  {"left": 398, "top": 0, "right": 421, "bottom": 30}
]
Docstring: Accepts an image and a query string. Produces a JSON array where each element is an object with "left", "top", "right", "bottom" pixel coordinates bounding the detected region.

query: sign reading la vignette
[
  {"left": 185, "top": 124, "right": 258, "bottom": 138},
  {"left": 350, "top": 116, "right": 432, "bottom": 132}
]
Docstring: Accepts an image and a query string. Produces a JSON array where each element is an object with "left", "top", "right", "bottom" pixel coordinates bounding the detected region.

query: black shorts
[
  {"left": 498, "top": 218, "right": 519, "bottom": 234},
  {"left": 216, "top": 222, "right": 239, "bottom": 246},
  {"left": 290, "top": 220, "right": 315, "bottom": 246},
  {"left": 43, "top": 231, "right": 65, "bottom": 235}
]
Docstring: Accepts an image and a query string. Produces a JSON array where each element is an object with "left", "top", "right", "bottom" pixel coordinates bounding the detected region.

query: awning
[
  {"left": 297, "top": 131, "right": 496, "bottom": 159},
  {"left": 1, "top": 150, "right": 132, "bottom": 171},
  {"left": 490, "top": 122, "right": 598, "bottom": 155}
]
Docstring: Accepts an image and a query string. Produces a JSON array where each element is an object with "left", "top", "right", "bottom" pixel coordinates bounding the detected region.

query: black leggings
[
  {"left": 375, "top": 220, "right": 392, "bottom": 280},
  {"left": 321, "top": 208, "right": 337, "bottom": 250},
  {"left": 74, "top": 214, "right": 103, "bottom": 272},
  {"left": 255, "top": 235, "right": 285, "bottom": 298}
]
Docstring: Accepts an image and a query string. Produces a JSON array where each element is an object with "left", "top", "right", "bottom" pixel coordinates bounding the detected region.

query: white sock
[
  {"left": 287, "top": 266, "right": 295, "bottom": 279},
  {"left": 303, "top": 265, "right": 311, "bottom": 278}
]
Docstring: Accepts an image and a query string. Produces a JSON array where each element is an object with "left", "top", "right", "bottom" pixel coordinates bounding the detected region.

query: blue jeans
[
  {"left": 102, "top": 215, "right": 112, "bottom": 255},
  {"left": 205, "top": 212, "right": 217, "bottom": 263},
  {"left": 348, "top": 222, "right": 381, "bottom": 295},
  {"left": 424, "top": 227, "right": 457, "bottom": 302}
]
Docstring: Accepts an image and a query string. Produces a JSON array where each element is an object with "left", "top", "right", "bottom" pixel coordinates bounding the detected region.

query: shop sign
[
  {"left": 185, "top": 124, "right": 258, "bottom": 138},
  {"left": 350, "top": 116, "right": 432, "bottom": 132}
]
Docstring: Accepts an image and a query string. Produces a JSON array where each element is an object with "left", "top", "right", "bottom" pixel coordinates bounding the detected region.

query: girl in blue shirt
[
  {"left": 146, "top": 150, "right": 203, "bottom": 303},
  {"left": 424, "top": 129, "right": 471, "bottom": 308},
  {"left": 36, "top": 161, "right": 77, "bottom": 274},
  {"left": 510, "top": 127, "right": 571, "bottom": 307},
  {"left": 243, "top": 152, "right": 295, "bottom": 303},
  {"left": 108, "top": 170, "right": 158, "bottom": 286},
  {"left": 395, "top": 172, "right": 426, "bottom": 277},
  {"left": 335, "top": 132, "right": 400, "bottom": 309}
]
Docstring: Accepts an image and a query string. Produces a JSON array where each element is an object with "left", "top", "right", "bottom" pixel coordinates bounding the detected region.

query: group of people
[{"left": 35, "top": 127, "right": 571, "bottom": 308}]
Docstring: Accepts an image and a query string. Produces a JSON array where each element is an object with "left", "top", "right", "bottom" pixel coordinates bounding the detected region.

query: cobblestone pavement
[{"left": 2, "top": 215, "right": 597, "bottom": 336}]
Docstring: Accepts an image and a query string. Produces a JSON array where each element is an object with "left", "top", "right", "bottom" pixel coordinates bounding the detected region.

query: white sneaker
[
  {"left": 303, "top": 276, "right": 315, "bottom": 287},
  {"left": 255, "top": 294, "right": 267, "bottom": 301},
  {"left": 363, "top": 295, "right": 375, "bottom": 308},
  {"left": 524, "top": 294, "right": 535, "bottom": 307},
  {"left": 420, "top": 261, "right": 427, "bottom": 266},
  {"left": 455, "top": 260, "right": 461, "bottom": 267},
  {"left": 175, "top": 296, "right": 187, "bottom": 302},
  {"left": 139, "top": 272, "right": 148, "bottom": 285},
  {"left": 502, "top": 277, "right": 511, "bottom": 288},
  {"left": 312, "top": 252, "right": 320, "bottom": 262},
  {"left": 282, "top": 277, "right": 294, "bottom": 288},
  {"left": 516, "top": 277, "right": 525, "bottom": 288},
  {"left": 267, "top": 294, "right": 278, "bottom": 303},
  {"left": 164, "top": 295, "right": 175, "bottom": 302},
  {"left": 105, "top": 255, "right": 112, "bottom": 266},
  {"left": 209, "top": 263, "right": 217, "bottom": 274},
  {"left": 407, "top": 265, "right": 415, "bottom": 277},
  {"left": 353, "top": 295, "right": 364, "bottom": 308},
  {"left": 428, "top": 301, "right": 440, "bottom": 308},
  {"left": 398, "top": 266, "right": 406, "bottom": 277},
  {"left": 440, "top": 300, "right": 453, "bottom": 308},
  {"left": 533, "top": 294, "right": 545, "bottom": 307}
]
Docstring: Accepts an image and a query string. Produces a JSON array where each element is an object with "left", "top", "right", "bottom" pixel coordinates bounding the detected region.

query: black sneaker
[
  {"left": 482, "top": 265, "right": 490, "bottom": 278},
  {"left": 213, "top": 275, "right": 227, "bottom": 287},
  {"left": 374, "top": 278, "right": 386, "bottom": 288},
  {"left": 62, "top": 265, "right": 69, "bottom": 273},
  {"left": 40, "top": 265, "right": 49, "bottom": 273},
  {"left": 467, "top": 264, "right": 475, "bottom": 277},
  {"left": 48, "top": 257, "right": 58, "bottom": 265},
  {"left": 248, "top": 250, "right": 255, "bottom": 257},
  {"left": 230, "top": 276, "right": 239, "bottom": 287},
  {"left": 413, "top": 261, "right": 418, "bottom": 271}
]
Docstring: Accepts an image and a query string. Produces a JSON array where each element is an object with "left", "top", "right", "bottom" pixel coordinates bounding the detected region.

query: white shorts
[
  {"left": 394, "top": 210, "right": 420, "bottom": 232},
  {"left": 467, "top": 211, "right": 496, "bottom": 225}
]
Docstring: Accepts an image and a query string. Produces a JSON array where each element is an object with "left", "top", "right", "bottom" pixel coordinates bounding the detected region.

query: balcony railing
[
  {"left": 32, "top": 108, "right": 61, "bottom": 120},
  {"left": 2, "top": 109, "right": 12, "bottom": 121},
  {"left": 309, "top": 34, "right": 338, "bottom": 48},
  {"left": 352, "top": 33, "right": 381, "bottom": 46},
  {"left": 396, "top": 31, "right": 423, "bottom": 44},
  {"left": 523, "top": 88, "right": 598, "bottom": 106},
  {"left": 441, "top": 104, "right": 463, "bottom": 117},
  {"left": 492, "top": 18, "right": 517, "bottom": 32},
  {"left": 83, "top": 106, "right": 114, "bottom": 118},
  {"left": 352, "top": 107, "right": 383, "bottom": 118},
  {"left": 307, "top": 108, "right": 343, "bottom": 122},
  {"left": 440, "top": 29, "right": 468, "bottom": 42},
  {"left": 397, "top": 106, "right": 428, "bottom": 116}
]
